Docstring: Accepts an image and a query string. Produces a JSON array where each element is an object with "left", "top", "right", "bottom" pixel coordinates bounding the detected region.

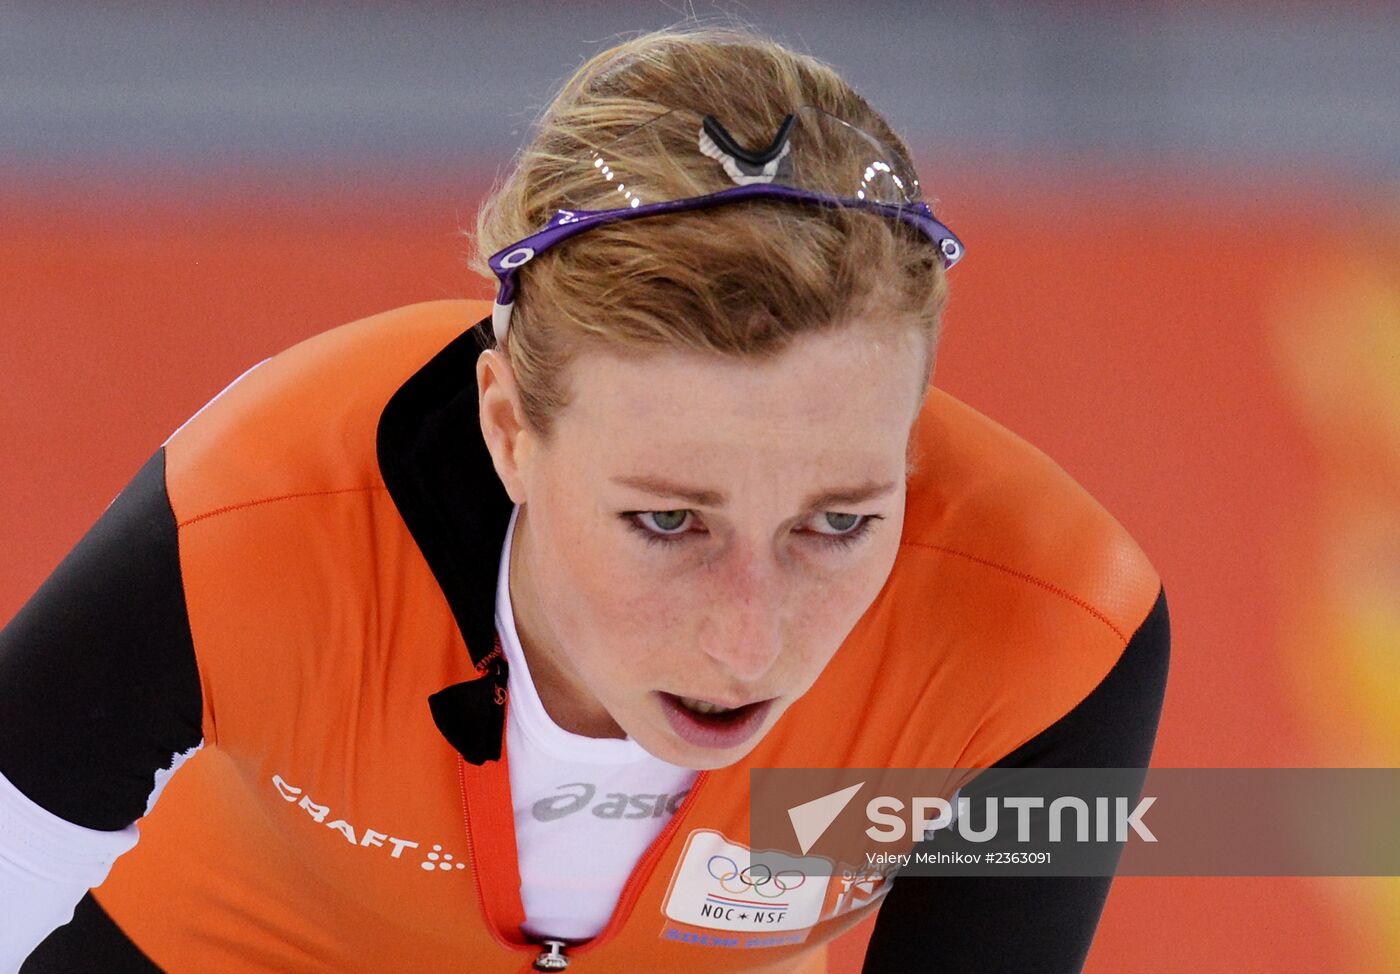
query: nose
[{"left": 700, "top": 546, "right": 785, "bottom": 684}]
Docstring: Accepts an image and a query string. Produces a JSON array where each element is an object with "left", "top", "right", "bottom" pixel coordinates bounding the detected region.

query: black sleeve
[
  {"left": 0, "top": 448, "right": 204, "bottom": 832},
  {"left": 860, "top": 585, "right": 1170, "bottom": 974}
]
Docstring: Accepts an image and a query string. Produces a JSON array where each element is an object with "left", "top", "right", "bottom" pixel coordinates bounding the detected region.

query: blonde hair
[{"left": 471, "top": 24, "right": 951, "bottom": 439}]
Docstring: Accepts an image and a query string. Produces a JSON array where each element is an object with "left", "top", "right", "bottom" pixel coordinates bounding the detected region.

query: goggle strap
[{"left": 492, "top": 300, "right": 513, "bottom": 347}]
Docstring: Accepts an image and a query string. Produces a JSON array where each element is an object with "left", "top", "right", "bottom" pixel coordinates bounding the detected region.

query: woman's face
[{"left": 478, "top": 319, "right": 929, "bottom": 770}]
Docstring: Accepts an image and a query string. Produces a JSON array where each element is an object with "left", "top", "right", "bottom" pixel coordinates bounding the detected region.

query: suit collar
[{"left": 376, "top": 314, "right": 511, "bottom": 764}]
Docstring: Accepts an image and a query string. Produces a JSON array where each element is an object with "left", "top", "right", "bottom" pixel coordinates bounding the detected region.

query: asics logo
[{"left": 532, "top": 782, "right": 690, "bottom": 822}]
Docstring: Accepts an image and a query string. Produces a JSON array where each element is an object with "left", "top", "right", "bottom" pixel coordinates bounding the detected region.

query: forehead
[{"left": 555, "top": 324, "right": 924, "bottom": 460}]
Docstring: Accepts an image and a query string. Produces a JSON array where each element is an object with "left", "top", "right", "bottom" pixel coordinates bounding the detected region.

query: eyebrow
[{"left": 611, "top": 475, "right": 898, "bottom": 510}]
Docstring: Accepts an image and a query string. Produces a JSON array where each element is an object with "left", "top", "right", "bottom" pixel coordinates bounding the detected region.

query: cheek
[
  {"left": 790, "top": 575, "right": 872, "bottom": 666},
  {"left": 576, "top": 558, "right": 689, "bottom": 679},
  {"left": 528, "top": 492, "right": 676, "bottom": 678},
  {"left": 791, "top": 525, "right": 904, "bottom": 668}
]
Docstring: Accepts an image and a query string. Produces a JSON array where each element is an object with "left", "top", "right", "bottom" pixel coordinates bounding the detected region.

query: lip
[{"left": 656, "top": 691, "right": 775, "bottom": 750}]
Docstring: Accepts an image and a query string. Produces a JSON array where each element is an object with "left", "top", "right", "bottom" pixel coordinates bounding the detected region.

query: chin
[
  {"left": 642, "top": 736, "right": 759, "bottom": 771},
  {"left": 678, "top": 744, "right": 765, "bottom": 772}
]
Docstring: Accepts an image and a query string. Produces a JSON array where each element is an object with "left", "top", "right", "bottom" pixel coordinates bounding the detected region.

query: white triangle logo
[{"left": 787, "top": 781, "right": 865, "bottom": 855}]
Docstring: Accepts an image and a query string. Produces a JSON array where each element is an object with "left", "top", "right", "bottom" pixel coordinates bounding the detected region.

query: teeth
[{"left": 678, "top": 696, "right": 738, "bottom": 716}]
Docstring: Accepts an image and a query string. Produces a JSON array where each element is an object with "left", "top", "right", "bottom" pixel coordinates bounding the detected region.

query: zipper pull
[{"left": 532, "top": 940, "right": 570, "bottom": 971}]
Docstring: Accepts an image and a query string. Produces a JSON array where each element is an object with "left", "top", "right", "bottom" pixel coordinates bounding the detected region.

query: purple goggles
[{"left": 486, "top": 106, "right": 966, "bottom": 346}]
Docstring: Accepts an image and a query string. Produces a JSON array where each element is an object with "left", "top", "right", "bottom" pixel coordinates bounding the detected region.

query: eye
[
  {"left": 620, "top": 510, "right": 883, "bottom": 551},
  {"left": 812, "top": 512, "right": 861, "bottom": 534},
  {"left": 801, "top": 512, "right": 884, "bottom": 550},
  {"left": 626, "top": 509, "right": 696, "bottom": 546}
]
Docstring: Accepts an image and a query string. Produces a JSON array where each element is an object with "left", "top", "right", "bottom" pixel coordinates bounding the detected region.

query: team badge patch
[{"left": 661, "top": 829, "right": 830, "bottom": 937}]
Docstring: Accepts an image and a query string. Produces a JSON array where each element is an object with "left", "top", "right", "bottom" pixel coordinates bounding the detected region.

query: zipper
[
  {"left": 460, "top": 759, "right": 569, "bottom": 974},
  {"left": 457, "top": 753, "right": 713, "bottom": 970},
  {"left": 548, "top": 767, "right": 711, "bottom": 961},
  {"left": 457, "top": 757, "right": 536, "bottom": 957},
  {"left": 531, "top": 940, "right": 570, "bottom": 971}
]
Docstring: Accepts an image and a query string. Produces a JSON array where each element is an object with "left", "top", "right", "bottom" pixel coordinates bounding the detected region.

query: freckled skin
[{"left": 476, "top": 320, "right": 928, "bottom": 770}]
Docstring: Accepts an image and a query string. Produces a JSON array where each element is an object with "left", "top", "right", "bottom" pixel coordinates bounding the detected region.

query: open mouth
[
  {"left": 675, "top": 695, "right": 750, "bottom": 716},
  {"left": 656, "top": 691, "right": 775, "bottom": 750}
]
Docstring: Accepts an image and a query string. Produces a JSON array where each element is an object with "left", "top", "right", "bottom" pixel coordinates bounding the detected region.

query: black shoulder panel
[
  {"left": 21, "top": 893, "right": 163, "bottom": 973},
  {"left": 861, "top": 585, "right": 1170, "bottom": 973},
  {"left": 0, "top": 448, "right": 204, "bottom": 831},
  {"left": 993, "top": 584, "right": 1170, "bottom": 772}
]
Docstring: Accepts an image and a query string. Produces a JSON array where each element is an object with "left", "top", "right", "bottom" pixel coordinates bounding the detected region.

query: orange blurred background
[{"left": 2, "top": 3, "right": 1397, "bottom": 971}]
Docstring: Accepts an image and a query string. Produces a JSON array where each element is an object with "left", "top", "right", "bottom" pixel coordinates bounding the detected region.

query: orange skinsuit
[{"left": 75, "top": 299, "right": 1161, "bottom": 972}]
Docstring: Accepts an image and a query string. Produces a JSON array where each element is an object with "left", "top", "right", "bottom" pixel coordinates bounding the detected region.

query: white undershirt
[{"left": 496, "top": 503, "right": 699, "bottom": 942}]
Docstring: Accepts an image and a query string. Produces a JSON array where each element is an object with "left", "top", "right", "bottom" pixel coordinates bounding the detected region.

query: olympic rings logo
[{"left": 706, "top": 855, "right": 806, "bottom": 897}]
